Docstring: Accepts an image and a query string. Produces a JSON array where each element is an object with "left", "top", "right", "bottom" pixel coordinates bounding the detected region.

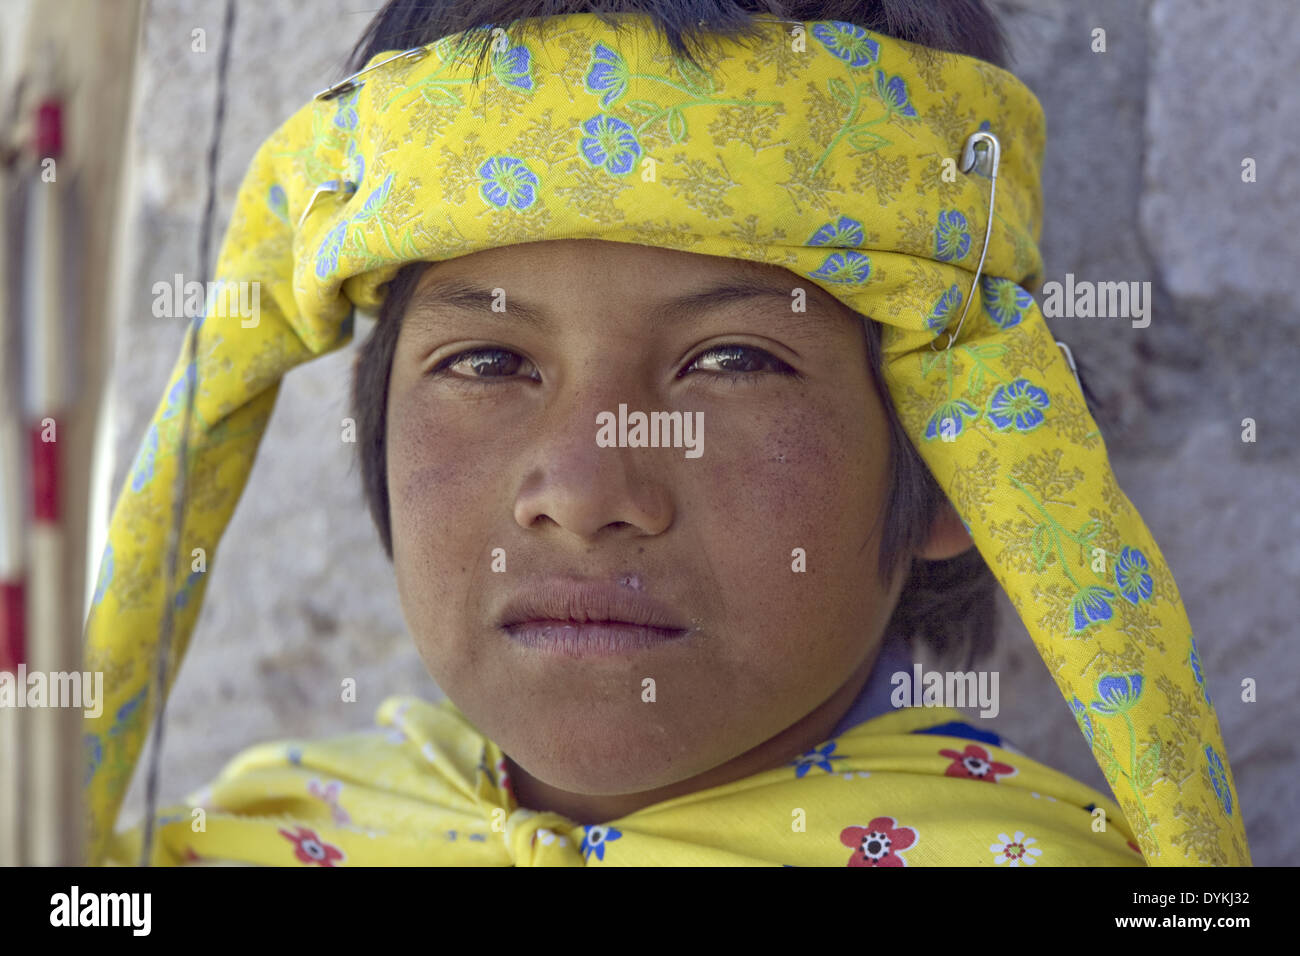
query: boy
[{"left": 84, "top": 1, "right": 1247, "bottom": 865}]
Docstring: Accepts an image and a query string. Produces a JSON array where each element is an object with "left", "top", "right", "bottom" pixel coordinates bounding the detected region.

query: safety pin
[
  {"left": 931, "top": 130, "right": 1000, "bottom": 351},
  {"left": 297, "top": 179, "right": 357, "bottom": 229},
  {"left": 315, "top": 46, "right": 431, "bottom": 101},
  {"left": 1055, "top": 340, "right": 1086, "bottom": 396}
]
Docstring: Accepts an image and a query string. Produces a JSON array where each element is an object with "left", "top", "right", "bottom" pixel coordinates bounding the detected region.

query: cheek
[
  {"left": 385, "top": 392, "right": 504, "bottom": 661},
  {"left": 696, "top": 400, "right": 883, "bottom": 567},
  {"left": 388, "top": 401, "right": 472, "bottom": 550},
  {"left": 690, "top": 396, "right": 889, "bottom": 657}
]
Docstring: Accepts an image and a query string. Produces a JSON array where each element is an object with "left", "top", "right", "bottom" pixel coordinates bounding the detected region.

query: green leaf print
[{"left": 667, "top": 108, "right": 688, "bottom": 144}]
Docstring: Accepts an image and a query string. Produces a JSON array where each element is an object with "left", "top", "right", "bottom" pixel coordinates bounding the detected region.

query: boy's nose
[{"left": 511, "top": 388, "right": 675, "bottom": 541}]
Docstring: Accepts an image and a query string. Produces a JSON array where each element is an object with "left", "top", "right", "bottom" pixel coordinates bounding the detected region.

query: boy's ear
[{"left": 915, "top": 498, "right": 975, "bottom": 561}]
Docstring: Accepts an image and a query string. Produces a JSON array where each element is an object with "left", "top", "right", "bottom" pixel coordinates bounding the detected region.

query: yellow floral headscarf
[{"left": 84, "top": 13, "right": 1250, "bottom": 866}]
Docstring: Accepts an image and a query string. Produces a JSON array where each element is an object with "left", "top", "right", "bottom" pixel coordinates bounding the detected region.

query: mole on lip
[{"left": 617, "top": 573, "right": 644, "bottom": 591}]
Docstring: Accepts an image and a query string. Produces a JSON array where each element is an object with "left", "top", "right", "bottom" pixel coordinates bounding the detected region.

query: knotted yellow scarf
[
  {"left": 109, "top": 695, "right": 1148, "bottom": 866},
  {"left": 85, "top": 13, "right": 1250, "bottom": 866}
]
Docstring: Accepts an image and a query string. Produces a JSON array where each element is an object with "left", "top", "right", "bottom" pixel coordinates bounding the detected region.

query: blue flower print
[
  {"left": 92, "top": 545, "right": 114, "bottom": 607},
  {"left": 333, "top": 88, "right": 360, "bottom": 131},
  {"left": 477, "top": 156, "right": 539, "bottom": 210},
  {"left": 351, "top": 173, "right": 394, "bottom": 222},
  {"left": 162, "top": 362, "right": 195, "bottom": 419},
  {"left": 811, "top": 21, "right": 880, "bottom": 69},
  {"left": 913, "top": 721, "right": 1003, "bottom": 748},
  {"left": 1189, "top": 636, "right": 1211, "bottom": 706},
  {"left": 109, "top": 684, "right": 148, "bottom": 739},
  {"left": 924, "top": 400, "right": 979, "bottom": 441},
  {"left": 808, "top": 215, "right": 865, "bottom": 248},
  {"left": 1069, "top": 585, "right": 1116, "bottom": 632},
  {"left": 790, "top": 741, "right": 844, "bottom": 778},
  {"left": 1205, "top": 745, "right": 1232, "bottom": 816},
  {"left": 934, "top": 210, "right": 970, "bottom": 262},
  {"left": 986, "top": 378, "right": 1050, "bottom": 432},
  {"left": 1114, "top": 546, "right": 1154, "bottom": 605},
  {"left": 287, "top": 746, "right": 303, "bottom": 766},
  {"left": 130, "top": 425, "right": 159, "bottom": 492},
  {"left": 578, "top": 115, "right": 642, "bottom": 176},
  {"left": 584, "top": 42, "right": 629, "bottom": 107},
  {"left": 173, "top": 569, "right": 205, "bottom": 610},
  {"left": 580, "top": 824, "right": 623, "bottom": 861},
  {"left": 315, "top": 220, "right": 348, "bottom": 279},
  {"left": 1090, "top": 673, "right": 1144, "bottom": 716},
  {"left": 926, "top": 284, "right": 962, "bottom": 332},
  {"left": 1068, "top": 697, "right": 1094, "bottom": 747},
  {"left": 875, "top": 70, "right": 917, "bottom": 117},
  {"left": 981, "top": 275, "right": 1034, "bottom": 329},
  {"left": 492, "top": 41, "right": 534, "bottom": 92},
  {"left": 84, "top": 734, "right": 102, "bottom": 786},
  {"left": 267, "top": 184, "right": 288, "bottom": 224},
  {"left": 809, "top": 250, "right": 871, "bottom": 283}
]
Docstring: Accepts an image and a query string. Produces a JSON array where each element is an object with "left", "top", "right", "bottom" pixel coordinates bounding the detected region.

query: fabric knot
[{"left": 503, "top": 808, "right": 584, "bottom": 867}]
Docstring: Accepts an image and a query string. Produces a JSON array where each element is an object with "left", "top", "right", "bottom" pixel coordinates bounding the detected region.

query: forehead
[
  {"left": 409, "top": 238, "right": 850, "bottom": 315},
  {"left": 424, "top": 237, "right": 782, "bottom": 275}
]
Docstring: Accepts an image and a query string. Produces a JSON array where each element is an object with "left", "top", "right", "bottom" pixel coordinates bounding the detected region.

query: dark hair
[
  {"left": 346, "top": 0, "right": 1009, "bottom": 79},
  {"left": 349, "top": 0, "right": 1010, "bottom": 669}
]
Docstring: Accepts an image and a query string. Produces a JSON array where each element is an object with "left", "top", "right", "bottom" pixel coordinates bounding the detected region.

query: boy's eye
[
  {"left": 431, "top": 344, "right": 794, "bottom": 384},
  {"left": 681, "top": 345, "right": 795, "bottom": 378},
  {"left": 434, "top": 347, "right": 540, "bottom": 382}
]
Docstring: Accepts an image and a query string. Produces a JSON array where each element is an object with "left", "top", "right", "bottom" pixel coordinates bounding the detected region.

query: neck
[{"left": 503, "top": 639, "right": 883, "bottom": 825}]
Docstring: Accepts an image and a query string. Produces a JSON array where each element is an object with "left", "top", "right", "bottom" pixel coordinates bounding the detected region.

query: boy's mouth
[{"left": 496, "top": 578, "right": 694, "bottom": 655}]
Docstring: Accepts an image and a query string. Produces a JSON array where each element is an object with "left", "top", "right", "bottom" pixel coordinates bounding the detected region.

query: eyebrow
[{"left": 404, "top": 273, "right": 843, "bottom": 335}]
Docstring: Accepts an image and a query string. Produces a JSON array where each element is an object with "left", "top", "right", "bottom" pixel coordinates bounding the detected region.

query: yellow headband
[{"left": 84, "top": 13, "right": 1249, "bottom": 865}]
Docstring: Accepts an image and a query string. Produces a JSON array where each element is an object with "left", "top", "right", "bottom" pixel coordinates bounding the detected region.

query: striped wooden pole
[
  {"left": 21, "top": 46, "right": 73, "bottom": 866},
  {"left": 0, "top": 149, "right": 26, "bottom": 866},
  {"left": 6, "top": 0, "right": 143, "bottom": 865}
]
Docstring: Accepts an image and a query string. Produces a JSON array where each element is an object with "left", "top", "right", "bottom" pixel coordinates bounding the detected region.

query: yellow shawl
[{"left": 107, "top": 696, "right": 1146, "bottom": 866}]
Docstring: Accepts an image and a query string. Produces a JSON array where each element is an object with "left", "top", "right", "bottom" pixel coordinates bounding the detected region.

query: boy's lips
[{"left": 495, "top": 577, "right": 692, "bottom": 634}]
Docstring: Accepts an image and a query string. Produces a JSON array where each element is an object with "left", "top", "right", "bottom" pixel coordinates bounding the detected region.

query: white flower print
[
  {"left": 536, "top": 827, "right": 569, "bottom": 848},
  {"left": 990, "top": 830, "right": 1042, "bottom": 866}
]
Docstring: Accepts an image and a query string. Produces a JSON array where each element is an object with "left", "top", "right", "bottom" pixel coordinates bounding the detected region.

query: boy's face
[{"left": 385, "top": 238, "right": 903, "bottom": 805}]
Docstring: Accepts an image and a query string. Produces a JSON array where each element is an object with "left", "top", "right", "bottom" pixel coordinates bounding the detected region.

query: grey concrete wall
[
  {"left": 978, "top": 0, "right": 1299, "bottom": 867},
  {"left": 106, "top": 0, "right": 1298, "bottom": 864}
]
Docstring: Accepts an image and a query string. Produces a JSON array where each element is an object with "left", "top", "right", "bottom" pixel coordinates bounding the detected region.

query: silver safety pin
[
  {"left": 931, "top": 130, "right": 1001, "bottom": 351},
  {"left": 315, "top": 46, "right": 431, "bottom": 101},
  {"left": 1055, "top": 339, "right": 1086, "bottom": 396},
  {"left": 297, "top": 179, "right": 357, "bottom": 229}
]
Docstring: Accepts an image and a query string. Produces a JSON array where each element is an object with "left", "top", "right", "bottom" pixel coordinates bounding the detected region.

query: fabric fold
[{"left": 106, "top": 695, "right": 1146, "bottom": 867}]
